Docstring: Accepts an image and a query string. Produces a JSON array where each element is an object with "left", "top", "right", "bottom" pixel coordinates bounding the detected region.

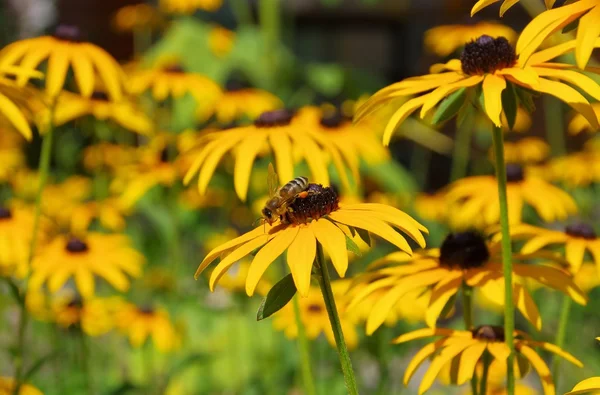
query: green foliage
[{"left": 257, "top": 274, "right": 297, "bottom": 320}]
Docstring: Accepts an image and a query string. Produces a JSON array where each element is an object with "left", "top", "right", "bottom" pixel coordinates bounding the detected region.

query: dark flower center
[
  {"left": 91, "top": 91, "right": 109, "bottom": 101},
  {"left": 460, "top": 35, "right": 517, "bottom": 76},
  {"left": 54, "top": 25, "right": 83, "bottom": 42},
  {"left": 164, "top": 64, "right": 185, "bottom": 74},
  {"left": 0, "top": 206, "right": 12, "bottom": 220},
  {"left": 283, "top": 184, "right": 339, "bottom": 225},
  {"left": 320, "top": 111, "right": 345, "bottom": 129},
  {"left": 471, "top": 325, "right": 505, "bottom": 342},
  {"left": 224, "top": 76, "right": 251, "bottom": 92},
  {"left": 505, "top": 164, "right": 525, "bottom": 182},
  {"left": 440, "top": 232, "right": 490, "bottom": 269},
  {"left": 160, "top": 148, "right": 170, "bottom": 163},
  {"left": 307, "top": 304, "right": 323, "bottom": 313},
  {"left": 67, "top": 296, "right": 83, "bottom": 308},
  {"left": 66, "top": 237, "right": 89, "bottom": 253},
  {"left": 254, "top": 109, "right": 294, "bottom": 127},
  {"left": 138, "top": 305, "right": 155, "bottom": 314},
  {"left": 565, "top": 223, "right": 597, "bottom": 240}
]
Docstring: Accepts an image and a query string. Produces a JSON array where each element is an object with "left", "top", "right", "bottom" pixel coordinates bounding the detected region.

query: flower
[
  {"left": 0, "top": 25, "right": 126, "bottom": 99},
  {"left": 569, "top": 103, "right": 600, "bottom": 134},
  {"left": 414, "top": 191, "right": 447, "bottom": 223},
  {"left": 160, "top": 0, "right": 222, "bottom": 14},
  {"left": 348, "top": 231, "right": 587, "bottom": 334},
  {"left": 0, "top": 75, "right": 42, "bottom": 140},
  {"left": 0, "top": 129, "right": 25, "bottom": 181},
  {"left": 115, "top": 303, "right": 181, "bottom": 352},
  {"left": 395, "top": 325, "right": 582, "bottom": 395},
  {"left": 272, "top": 280, "right": 359, "bottom": 349},
  {"left": 491, "top": 137, "right": 550, "bottom": 165},
  {"left": 112, "top": 4, "right": 163, "bottom": 33},
  {"left": 446, "top": 164, "right": 577, "bottom": 229},
  {"left": 208, "top": 25, "right": 235, "bottom": 58},
  {"left": 566, "top": 377, "right": 600, "bottom": 395},
  {"left": 0, "top": 377, "right": 42, "bottom": 395},
  {"left": 70, "top": 197, "right": 129, "bottom": 232},
  {"left": 30, "top": 233, "right": 144, "bottom": 298},
  {"left": 195, "top": 184, "right": 427, "bottom": 297},
  {"left": 573, "top": 262, "right": 600, "bottom": 293},
  {"left": 83, "top": 142, "right": 138, "bottom": 173},
  {"left": 507, "top": 223, "right": 600, "bottom": 274},
  {"left": 471, "top": 0, "right": 554, "bottom": 16},
  {"left": 184, "top": 109, "right": 355, "bottom": 201},
  {"left": 424, "top": 22, "right": 517, "bottom": 57},
  {"left": 356, "top": 35, "right": 600, "bottom": 145},
  {"left": 545, "top": 152, "right": 600, "bottom": 187},
  {"left": 50, "top": 294, "right": 122, "bottom": 336}
]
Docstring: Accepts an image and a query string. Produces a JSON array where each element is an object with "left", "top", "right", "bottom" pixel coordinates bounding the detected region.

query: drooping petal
[
  {"left": 0, "top": 92, "right": 33, "bottom": 140},
  {"left": 419, "top": 341, "right": 477, "bottom": 395},
  {"left": 425, "top": 271, "right": 463, "bottom": 328},
  {"left": 83, "top": 44, "right": 124, "bottom": 100},
  {"left": 286, "top": 226, "right": 316, "bottom": 297},
  {"left": 518, "top": 345, "right": 555, "bottom": 395},
  {"left": 535, "top": 67, "right": 600, "bottom": 101},
  {"left": 500, "top": 0, "right": 521, "bottom": 16},
  {"left": 482, "top": 74, "right": 506, "bottom": 127},
  {"left": 233, "top": 133, "right": 266, "bottom": 201},
  {"left": 289, "top": 132, "right": 329, "bottom": 186},
  {"left": 311, "top": 219, "right": 348, "bottom": 277},
  {"left": 457, "top": 342, "right": 488, "bottom": 385},
  {"left": 75, "top": 266, "right": 95, "bottom": 298},
  {"left": 71, "top": 53, "right": 95, "bottom": 98},
  {"left": 46, "top": 48, "right": 70, "bottom": 97},
  {"left": 566, "top": 377, "right": 600, "bottom": 395},
  {"left": 527, "top": 341, "right": 583, "bottom": 367},
  {"left": 487, "top": 342, "right": 511, "bottom": 363},
  {"left": 382, "top": 94, "right": 430, "bottom": 146},
  {"left": 575, "top": 4, "right": 600, "bottom": 69},
  {"left": 403, "top": 339, "right": 447, "bottom": 385},
  {"left": 197, "top": 132, "right": 247, "bottom": 194},
  {"left": 471, "top": 0, "right": 501, "bottom": 16},
  {"left": 393, "top": 327, "right": 460, "bottom": 344},
  {"left": 498, "top": 67, "right": 539, "bottom": 87},
  {"left": 513, "top": 283, "right": 542, "bottom": 330},
  {"left": 419, "top": 75, "right": 483, "bottom": 118},
  {"left": 268, "top": 131, "right": 294, "bottom": 186},
  {"left": 565, "top": 239, "right": 587, "bottom": 273},
  {"left": 346, "top": 277, "right": 397, "bottom": 311},
  {"left": 511, "top": 264, "right": 588, "bottom": 305},
  {"left": 521, "top": 233, "right": 566, "bottom": 254}
]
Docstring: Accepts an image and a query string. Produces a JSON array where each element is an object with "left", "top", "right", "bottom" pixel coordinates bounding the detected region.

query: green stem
[
  {"left": 259, "top": 0, "right": 281, "bottom": 87},
  {"left": 551, "top": 296, "right": 572, "bottom": 386},
  {"left": 479, "top": 352, "right": 491, "bottom": 395},
  {"left": 375, "top": 328, "right": 390, "bottom": 395},
  {"left": 292, "top": 296, "right": 317, "bottom": 395},
  {"left": 315, "top": 244, "right": 358, "bottom": 395},
  {"left": 13, "top": 122, "right": 55, "bottom": 395},
  {"left": 543, "top": 96, "right": 566, "bottom": 157},
  {"left": 462, "top": 284, "right": 478, "bottom": 395},
  {"left": 450, "top": 124, "right": 474, "bottom": 182},
  {"left": 231, "top": 0, "right": 253, "bottom": 25},
  {"left": 79, "top": 330, "right": 93, "bottom": 395},
  {"left": 491, "top": 126, "right": 515, "bottom": 395},
  {"left": 410, "top": 145, "right": 431, "bottom": 189}
]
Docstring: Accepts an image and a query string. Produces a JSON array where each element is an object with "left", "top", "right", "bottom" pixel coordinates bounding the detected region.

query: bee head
[{"left": 261, "top": 207, "right": 275, "bottom": 224}]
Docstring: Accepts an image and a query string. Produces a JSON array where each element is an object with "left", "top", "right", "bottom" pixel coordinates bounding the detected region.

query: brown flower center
[
  {"left": 224, "top": 76, "right": 251, "bottom": 92},
  {"left": 282, "top": 184, "right": 339, "bottom": 225},
  {"left": 320, "top": 111, "right": 345, "bottom": 129},
  {"left": 505, "top": 164, "right": 525, "bottom": 182},
  {"left": 254, "top": 109, "right": 294, "bottom": 127},
  {"left": 471, "top": 325, "right": 505, "bottom": 342},
  {"left": 307, "top": 303, "right": 323, "bottom": 313},
  {"left": 164, "top": 64, "right": 185, "bottom": 74},
  {"left": 66, "top": 237, "right": 89, "bottom": 253},
  {"left": 440, "top": 232, "right": 490, "bottom": 270},
  {"left": 67, "top": 296, "right": 83, "bottom": 308},
  {"left": 565, "top": 223, "right": 597, "bottom": 240},
  {"left": 54, "top": 25, "right": 83, "bottom": 42},
  {"left": 91, "top": 91, "right": 109, "bottom": 101},
  {"left": 460, "top": 35, "right": 517, "bottom": 76},
  {"left": 138, "top": 305, "right": 155, "bottom": 314},
  {"left": 0, "top": 207, "right": 12, "bottom": 220}
]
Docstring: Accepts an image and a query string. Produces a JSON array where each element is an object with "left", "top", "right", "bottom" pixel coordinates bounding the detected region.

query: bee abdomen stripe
[{"left": 281, "top": 177, "right": 308, "bottom": 192}]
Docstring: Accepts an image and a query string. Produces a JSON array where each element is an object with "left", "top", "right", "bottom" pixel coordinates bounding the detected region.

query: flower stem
[
  {"left": 292, "top": 295, "right": 317, "bottom": 395},
  {"left": 13, "top": 122, "right": 55, "bottom": 395},
  {"left": 450, "top": 124, "right": 473, "bottom": 182},
  {"left": 259, "top": 0, "right": 281, "bottom": 87},
  {"left": 79, "top": 329, "right": 94, "bottom": 395},
  {"left": 410, "top": 145, "right": 431, "bottom": 189},
  {"left": 491, "top": 125, "right": 515, "bottom": 395},
  {"left": 315, "top": 243, "right": 358, "bottom": 395},
  {"left": 479, "top": 352, "right": 491, "bottom": 395},
  {"left": 462, "top": 284, "right": 478, "bottom": 395},
  {"left": 543, "top": 96, "right": 566, "bottom": 157},
  {"left": 551, "top": 295, "right": 572, "bottom": 386}
]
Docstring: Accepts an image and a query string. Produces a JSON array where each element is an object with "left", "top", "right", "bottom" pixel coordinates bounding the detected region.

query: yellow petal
[
  {"left": 403, "top": 340, "right": 446, "bottom": 385},
  {"left": 482, "top": 74, "right": 506, "bottom": 127},
  {"left": 0, "top": 92, "right": 32, "bottom": 140},
  {"left": 234, "top": 133, "right": 266, "bottom": 201},
  {"left": 566, "top": 377, "right": 600, "bottom": 395},
  {"left": 487, "top": 342, "right": 511, "bottom": 362},
  {"left": 471, "top": 0, "right": 501, "bottom": 16},
  {"left": 268, "top": 132, "right": 294, "bottom": 186},
  {"left": 500, "top": 0, "right": 520, "bottom": 16},
  {"left": 457, "top": 342, "right": 487, "bottom": 385},
  {"left": 46, "top": 48, "right": 70, "bottom": 97},
  {"left": 419, "top": 341, "right": 476, "bottom": 395},
  {"left": 535, "top": 67, "right": 600, "bottom": 101},
  {"left": 198, "top": 132, "right": 246, "bottom": 194},
  {"left": 382, "top": 95, "right": 429, "bottom": 146},
  {"left": 576, "top": 4, "right": 600, "bottom": 69},
  {"left": 498, "top": 67, "right": 539, "bottom": 87},
  {"left": 425, "top": 271, "right": 463, "bottom": 328},
  {"left": 83, "top": 44, "right": 123, "bottom": 100},
  {"left": 512, "top": 264, "right": 588, "bottom": 305},
  {"left": 288, "top": 132, "right": 329, "bottom": 186},
  {"left": 518, "top": 345, "right": 555, "bottom": 395},
  {"left": 310, "top": 219, "right": 348, "bottom": 277},
  {"left": 286, "top": 227, "right": 316, "bottom": 297},
  {"left": 246, "top": 226, "right": 299, "bottom": 296},
  {"left": 71, "top": 53, "right": 95, "bottom": 97},
  {"left": 75, "top": 267, "right": 95, "bottom": 298},
  {"left": 513, "top": 283, "right": 542, "bottom": 330},
  {"left": 393, "top": 327, "right": 459, "bottom": 344},
  {"left": 565, "top": 239, "right": 587, "bottom": 273},
  {"left": 420, "top": 75, "right": 483, "bottom": 118},
  {"left": 521, "top": 233, "right": 565, "bottom": 254},
  {"left": 16, "top": 44, "right": 51, "bottom": 86},
  {"left": 183, "top": 138, "right": 220, "bottom": 185},
  {"left": 429, "top": 59, "right": 462, "bottom": 74},
  {"left": 528, "top": 340, "right": 583, "bottom": 367}
]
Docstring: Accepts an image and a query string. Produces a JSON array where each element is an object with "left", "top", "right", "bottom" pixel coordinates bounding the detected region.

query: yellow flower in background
[
  {"left": 569, "top": 103, "right": 600, "bottom": 134},
  {"left": 348, "top": 231, "right": 586, "bottom": 334},
  {"left": 0, "top": 129, "right": 25, "bottom": 181},
  {"left": 184, "top": 109, "right": 355, "bottom": 201},
  {"left": 30, "top": 234, "right": 144, "bottom": 298},
  {"left": 501, "top": 107, "right": 532, "bottom": 133},
  {"left": 356, "top": 35, "right": 600, "bottom": 145},
  {"left": 507, "top": 223, "right": 600, "bottom": 275},
  {"left": 51, "top": 294, "right": 122, "bottom": 336},
  {"left": 0, "top": 74, "right": 43, "bottom": 140},
  {"left": 208, "top": 25, "right": 235, "bottom": 58},
  {"left": 471, "top": 0, "right": 554, "bottom": 16},
  {"left": 395, "top": 325, "right": 581, "bottom": 395},
  {"left": 446, "top": 164, "right": 576, "bottom": 229},
  {"left": 195, "top": 183, "right": 427, "bottom": 297},
  {"left": 70, "top": 198, "right": 130, "bottom": 232},
  {"left": 160, "top": 0, "right": 222, "bottom": 14},
  {"left": 491, "top": 137, "right": 550, "bottom": 165},
  {"left": 573, "top": 262, "right": 600, "bottom": 293},
  {"left": 112, "top": 4, "right": 163, "bottom": 33},
  {"left": 115, "top": 303, "right": 181, "bottom": 352},
  {"left": 0, "top": 377, "right": 42, "bottom": 395},
  {"left": 545, "top": 152, "right": 600, "bottom": 187},
  {"left": 213, "top": 262, "right": 272, "bottom": 297},
  {"left": 273, "top": 280, "right": 359, "bottom": 349},
  {"left": 0, "top": 25, "right": 126, "bottom": 100},
  {"left": 414, "top": 191, "right": 447, "bottom": 223},
  {"left": 566, "top": 376, "right": 600, "bottom": 395},
  {"left": 83, "top": 143, "right": 138, "bottom": 173},
  {"left": 424, "top": 22, "right": 517, "bottom": 57}
]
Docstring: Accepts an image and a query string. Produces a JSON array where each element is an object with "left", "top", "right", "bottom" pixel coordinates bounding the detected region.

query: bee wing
[{"left": 267, "top": 163, "right": 279, "bottom": 198}]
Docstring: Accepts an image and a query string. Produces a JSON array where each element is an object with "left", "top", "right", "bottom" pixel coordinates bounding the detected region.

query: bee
[{"left": 261, "top": 163, "right": 311, "bottom": 226}]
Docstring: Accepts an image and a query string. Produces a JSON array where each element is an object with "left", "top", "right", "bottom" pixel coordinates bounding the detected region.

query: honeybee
[{"left": 261, "top": 163, "right": 311, "bottom": 226}]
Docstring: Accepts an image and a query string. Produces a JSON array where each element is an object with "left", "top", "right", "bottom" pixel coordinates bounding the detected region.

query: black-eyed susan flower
[
  {"left": 0, "top": 377, "right": 42, "bottom": 395},
  {"left": 546, "top": 152, "right": 600, "bottom": 187},
  {"left": 424, "top": 22, "right": 517, "bottom": 57},
  {"left": 471, "top": 0, "right": 554, "bottom": 16},
  {"left": 208, "top": 25, "right": 235, "bottom": 58},
  {"left": 569, "top": 103, "right": 600, "bottom": 134},
  {"left": 356, "top": 35, "right": 600, "bottom": 145},
  {"left": 446, "top": 164, "right": 576, "bottom": 229},
  {"left": 0, "top": 25, "right": 126, "bottom": 100},
  {"left": 195, "top": 183, "right": 427, "bottom": 297},
  {"left": 395, "top": 325, "right": 582, "bottom": 395},
  {"left": 83, "top": 142, "right": 138, "bottom": 173},
  {"left": 348, "top": 231, "right": 587, "bottom": 334},
  {"left": 112, "top": 4, "right": 163, "bottom": 33},
  {"left": 160, "top": 0, "right": 222, "bottom": 14},
  {"left": 491, "top": 137, "right": 550, "bottom": 165},
  {"left": 29, "top": 233, "right": 144, "bottom": 298},
  {"left": 272, "top": 280, "right": 359, "bottom": 349},
  {"left": 51, "top": 294, "right": 122, "bottom": 336},
  {"left": 115, "top": 303, "right": 181, "bottom": 352},
  {"left": 414, "top": 191, "right": 447, "bottom": 223},
  {"left": 70, "top": 197, "right": 129, "bottom": 232},
  {"left": 184, "top": 109, "right": 355, "bottom": 201},
  {"left": 0, "top": 129, "right": 25, "bottom": 181},
  {"left": 573, "top": 262, "right": 600, "bottom": 293},
  {"left": 0, "top": 74, "right": 42, "bottom": 140},
  {"left": 507, "top": 223, "right": 600, "bottom": 275}
]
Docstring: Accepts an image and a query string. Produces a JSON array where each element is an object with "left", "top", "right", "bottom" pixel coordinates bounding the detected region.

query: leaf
[
  {"left": 24, "top": 352, "right": 59, "bottom": 381},
  {"left": 501, "top": 82, "right": 518, "bottom": 131},
  {"left": 1, "top": 277, "right": 23, "bottom": 305},
  {"left": 105, "top": 382, "right": 139, "bottom": 395},
  {"left": 257, "top": 274, "right": 297, "bottom": 321},
  {"left": 516, "top": 87, "right": 536, "bottom": 113},
  {"left": 432, "top": 88, "right": 467, "bottom": 125},
  {"left": 345, "top": 235, "right": 362, "bottom": 257},
  {"left": 355, "top": 228, "right": 371, "bottom": 247},
  {"left": 456, "top": 102, "right": 476, "bottom": 130}
]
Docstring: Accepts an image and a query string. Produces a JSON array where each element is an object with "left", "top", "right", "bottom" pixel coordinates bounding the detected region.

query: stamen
[{"left": 283, "top": 184, "right": 339, "bottom": 225}]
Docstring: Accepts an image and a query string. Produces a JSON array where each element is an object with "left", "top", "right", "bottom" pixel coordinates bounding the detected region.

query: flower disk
[
  {"left": 565, "top": 223, "right": 596, "bottom": 240},
  {"left": 439, "top": 232, "right": 490, "bottom": 269},
  {"left": 471, "top": 325, "right": 505, "bottom": 342},
  {"left": 460, "top": 35, "right": 517, "bottom": 75},
  {"left": 254, "top": 109, "right": 294, "bottom": 127},
  {"left": 283, "top": 184, "right": 339, "bottom": 225}
]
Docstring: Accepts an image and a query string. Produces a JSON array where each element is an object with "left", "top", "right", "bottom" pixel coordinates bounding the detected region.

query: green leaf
[
  {"left": 345, "top": 235, "right": 362, "bottom": 257},
  {"left": 257, "top": 274, "right": 297, "bottom": 321},
  {"left": 516, "top": 86, "right": 536, "bottom": 113},
  {"left": 355, "top": 228, "right": 371, "bottom": 247},
  {"left": 106, "top": 382, "right": 139, "bottom": 395},
  {"left": 456, "top": 102, "right": 476, "bottom": 130},
  {"left": 501, "top": 82, "right": 518, "bottom": 131},
  {"left": 432, "top": 88, "right": 467, "bottom": 125},
  {"left": 163, "top": 353, "right": 209, "bottom": 390},
  {"left": 24, "top": 352, "right": 59, "bottom": 381},
  {"left": 306, "top": 63, "right": 345, "bottom": 97},
  {"left": 1, "top": 277, "right": 23, "bottom": 305}
]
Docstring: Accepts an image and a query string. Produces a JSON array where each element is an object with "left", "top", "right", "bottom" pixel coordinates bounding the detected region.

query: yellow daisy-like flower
[
  {"left": 567, "top": 375, "right": 600, "bottom": 395},
  {"left": 573, "top": 262, "right": 600, "bottom": 293},
  {"left": 273, "top": 280, "right": 359, "bottom": 349},
  {"left": 70, "top": 197, "right": 129, "bottom": 232},
  {"left": 395, "top": 325, "right": 582, "bottom": 395},
  {"left": 569, "top": 103, "right": 600, "bottom": 134},
  {"left": 208, "top": 25, "right": 235, "bottom": 58},
  {"left": 507, "top": 223, "right": 600, "bottom": 275},
  {"left": 213, "top": 261, "right": 272, "bottom": 297},
  {"left": 112, "top": 4, "right": 163, "bottom": 33},
  {"left": 160, "top": 0, "right": 222, "bottom": 14},
  {"left": 0, "top": 25, "right": 126, "bottom": 100},
  {"left": 546, "top": 152, "right": 600, "bottom": 187},
  {"left": 83, "top": 142, "right": 138, "bottom": 173},
  {"left": 30, "top": 233, "right": 144, "bottom": 298},
  {"left": 0, "top": 129, "right": 25, "bottom": 181},
  {"left": 0, "top": 377, "right": 42, "bottom": 395},
  {"left": 414, "top": 191, "right": 447, "bottom": 223},
  {"left": 0, "top": 75, "right": 42, "bottom": 140},
  {"left": 471, "top": 0, "right": 555, "bottom": 16},
  {"left": 51, "top": 294, "right": 122, "bottom": 336},
  {"left": 195, "top": 183, "right": 427, "bottom": 297},
  {"left": 356, "top": 35, "right": 600, "bottom": 145},
  {"left": 184, "top": 109, "right": 355, "bottom": 201},
  {"left": 446, "top": 164, "right": 576, "bottom": 229},
  {"left": 424, "top": 22, "right": 517, "bottom": 57},
  {"left": 491, "top": 137, "right": 550, "bottom": 165},
  {"left": 115, "top": 303, "right": 181, "bottom": 352},
  {"left": 348, "top": 231, "right": 587, "bottom": 334}
]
